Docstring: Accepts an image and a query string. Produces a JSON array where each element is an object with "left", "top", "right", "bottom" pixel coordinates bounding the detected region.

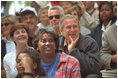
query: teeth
[
  {"left": 45, "top": 47, "right": 51, "bottom": 50},
  {"left": 69, "top": 33, "right": 75, "bottom": 35},
  {"left": 19, "top": 38, "right": 25, "bottom": 40},
  {"left": 53, "top": 22, "right": 56, "bottom": 25}
]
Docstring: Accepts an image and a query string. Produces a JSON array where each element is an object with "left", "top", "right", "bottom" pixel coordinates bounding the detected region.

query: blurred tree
[
  {"left": 1, "top": 1, "right": 32, "bottom": 15},
  {"left": 1, "top": 1, "right": 12, "bottom": 15}
]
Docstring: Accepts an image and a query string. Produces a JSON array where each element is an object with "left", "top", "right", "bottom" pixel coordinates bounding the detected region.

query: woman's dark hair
[
  {"left": 16, "top": 48, "right": 46, "bottom": 77},
  {"left": 32, "top": 28, "right": 59, "bottom": 53},
  {"left": 98, "top": 1, "right": 116, "bottom": 25},
  {"left": 99, "top": 1, "right": 113, "bottom": 11}
]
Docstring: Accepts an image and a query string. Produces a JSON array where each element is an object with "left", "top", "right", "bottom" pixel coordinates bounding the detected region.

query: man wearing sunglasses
[{"left": 48, "top": 6, "right": 64, "bottom": 35}]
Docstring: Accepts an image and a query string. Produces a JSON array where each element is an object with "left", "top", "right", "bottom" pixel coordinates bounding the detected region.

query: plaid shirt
[{"left": 56, "top": 52, "right": 81, "bottom": 78}]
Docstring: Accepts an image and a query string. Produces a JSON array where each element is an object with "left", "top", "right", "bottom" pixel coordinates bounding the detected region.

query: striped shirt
[{"left": 56, "top": 52, "right": 81, "bottom": 78}]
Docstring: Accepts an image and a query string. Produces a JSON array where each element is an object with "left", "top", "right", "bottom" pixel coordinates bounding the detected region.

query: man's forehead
[
  {"left": 64, "top": 18, "right": 77, "bottom": 23},
  {"left": 49, "top": 10, "right": 60, "bottom": 15},
  {"left": 21, "top": 13, "right": 36, "bottom": 17}
]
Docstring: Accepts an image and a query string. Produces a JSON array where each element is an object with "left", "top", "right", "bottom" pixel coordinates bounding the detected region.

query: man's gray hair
[
  {"left": 59, "top": 14, "right": 80, "bottom": 30},
  {"left": 48, "top": 6, "right": 64, "bottom": 16}
]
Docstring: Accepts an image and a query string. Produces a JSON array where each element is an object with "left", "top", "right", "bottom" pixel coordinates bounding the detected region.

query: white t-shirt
[{"left": 3, "top": 50, "right": 18, "bottom": 78}]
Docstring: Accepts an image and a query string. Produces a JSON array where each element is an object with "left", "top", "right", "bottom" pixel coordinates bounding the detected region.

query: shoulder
[
  {"left": 106, "top": 24, "right": 116, "bottom": 33},
  {"left": 81, "top": 35, "right": 99, "bottom": 49},
  {"left": 83, "top": 35, "right": 97, "bottom": 43},
  {"left": 37, "top": 23, "right": 42, "bottom": 27},
  {"left": 104, "top": 25, "right": 117, "bottom": 38},
  {"left": 3, "top": 51, "right": 16, "bottom": 62},
  {"left": 4, "top": 51, "right": 16, "bottom": 57},
  {"left": 60, "top": 52, "right": 79, "bottom": 64},
  {"left": 91, "top": 25, "right": 102, "bottom": 33}
]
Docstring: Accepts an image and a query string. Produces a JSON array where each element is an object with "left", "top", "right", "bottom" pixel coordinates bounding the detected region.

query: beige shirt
[{"left": 80, "top": 9, "right": 99, "bottom": 35}]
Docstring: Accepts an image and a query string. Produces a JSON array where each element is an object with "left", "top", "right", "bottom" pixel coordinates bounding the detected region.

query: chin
[
  {"left": 18, "top": 70, "right": 24, "bottom": 75},
  {"left": 45, "top": 51, "right": 54, "bottom": 54}
]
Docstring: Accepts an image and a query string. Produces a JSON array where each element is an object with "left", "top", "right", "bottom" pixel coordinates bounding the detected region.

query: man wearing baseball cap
[{"left": 20, "top": 6, "right": 39, "bottom": 46}]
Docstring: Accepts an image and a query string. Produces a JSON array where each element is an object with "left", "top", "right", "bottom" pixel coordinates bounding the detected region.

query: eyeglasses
[
  {"left": 1, "top": 23, "right": 10, "bottom": 27},
  {"left": 49, "top": 15, "right": 60, "bottom": 20}
]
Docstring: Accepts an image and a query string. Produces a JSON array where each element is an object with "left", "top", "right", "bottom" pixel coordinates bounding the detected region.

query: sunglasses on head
[{"left": 49, "top": 15, "right": 60, "bottom": 20}]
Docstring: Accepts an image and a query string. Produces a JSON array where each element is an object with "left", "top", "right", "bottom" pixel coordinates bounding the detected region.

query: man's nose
[
  {"left": 70, "top": 27, "right": 75, "bottom": 31},
  {"left": 52, "top": 17, "right": 56, "bottom": 20},
  {"left": 26, "top": 18, "right": 31, "bottom": 22},
  {"left": 45, "top": 41, "right": 50, "bottom": 45}
]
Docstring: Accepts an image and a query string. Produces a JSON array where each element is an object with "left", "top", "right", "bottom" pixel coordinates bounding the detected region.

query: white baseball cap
[{"left": 20, "top": 6, "right": 38, "bottom": 16}]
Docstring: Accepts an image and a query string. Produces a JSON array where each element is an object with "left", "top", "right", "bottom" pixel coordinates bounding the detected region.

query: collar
[
  {"left": 60, "top": 52, "right": 68, "bottom": 63},
  {"left": 101, "top": 20, "right": 112, "bottom": 32},
  {"left": 64, "top": 39, "right": 67, "bottom": 47},
  {"left": 2, "top": 37, "right": 13, "bottom": 43}
]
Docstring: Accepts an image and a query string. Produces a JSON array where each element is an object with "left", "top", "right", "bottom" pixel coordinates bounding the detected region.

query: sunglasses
[
  {"left": 1, "top": 23, "right": 10, "bottom": 27},
  {"left": 49, "top": 15, "right": 60, "bottom": 20}
]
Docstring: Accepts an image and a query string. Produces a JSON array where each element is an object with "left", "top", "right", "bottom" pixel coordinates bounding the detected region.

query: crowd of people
[{"left": 1, "top": 1, "right": 117, "bottom": 78}]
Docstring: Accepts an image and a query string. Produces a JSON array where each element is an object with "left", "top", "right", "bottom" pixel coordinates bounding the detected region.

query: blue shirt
[
  {"left": 41, "top": 53, "right": 60, "bottom": 78},
  {"left": 37, "top": 23, "right": 53, "bottom": 30}
]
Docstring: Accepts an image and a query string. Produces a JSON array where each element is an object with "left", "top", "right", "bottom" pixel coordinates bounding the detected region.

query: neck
[
  {"left": 16, "top": 43, "right": 29, "bottom": 55},
  {"left": 54, "top": 26, "right": 60, "bottom": 35},
  {"left": 29, "top": 27, "right": 38, "bottom": 37},
  {"left": 42, "top": 20, "right": 50, "bottom": 26},
  {"left": 103, "top": 20, "right": 110, "bottom": 26},
  {"left": 3, "top": 34, "right": 11, "bottom": 40},
  {"left": 41, "top": 53, "right": 56, "bottom": 63}
]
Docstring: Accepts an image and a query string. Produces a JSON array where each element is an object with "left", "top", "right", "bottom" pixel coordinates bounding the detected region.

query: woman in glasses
[
  {"left": 16, "top": 48, "right": 46, "bottom": 78},
  {"left": 33, "top": 28, "right": 81, "bottom": 78},
  {"left": 1, "top": 15, "right": 19, "bottom": 56},
  {"left": 3, "top": 23, "right": 32, "bottom": 78},
  {"left": 1, "top": 15, "right": 19, "bottom": 78}
]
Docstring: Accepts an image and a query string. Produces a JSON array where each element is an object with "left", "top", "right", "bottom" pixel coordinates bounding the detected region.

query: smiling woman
[
  {"left": 32, "top": 28, "right": 81, "bottom": 78},
  {"left": 10, "top": 23, "right": 29, "bottom": 44},
  {"left": 3, "top": 23, "right": 32, "bottom": 78}
]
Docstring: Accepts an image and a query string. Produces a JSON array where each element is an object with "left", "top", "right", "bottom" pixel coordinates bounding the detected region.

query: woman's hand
[
  {"left": 111, "top": 55, "right": 117, "bottom": 63},
  {"left": 77, "top": 1, "right": 86, "bottom": 14},
  {"left": 21, "top": 56, "right": 33, "bottom": 73},
  {"left": 21, "top": 57, "right": 35, "bottom": 78}
]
